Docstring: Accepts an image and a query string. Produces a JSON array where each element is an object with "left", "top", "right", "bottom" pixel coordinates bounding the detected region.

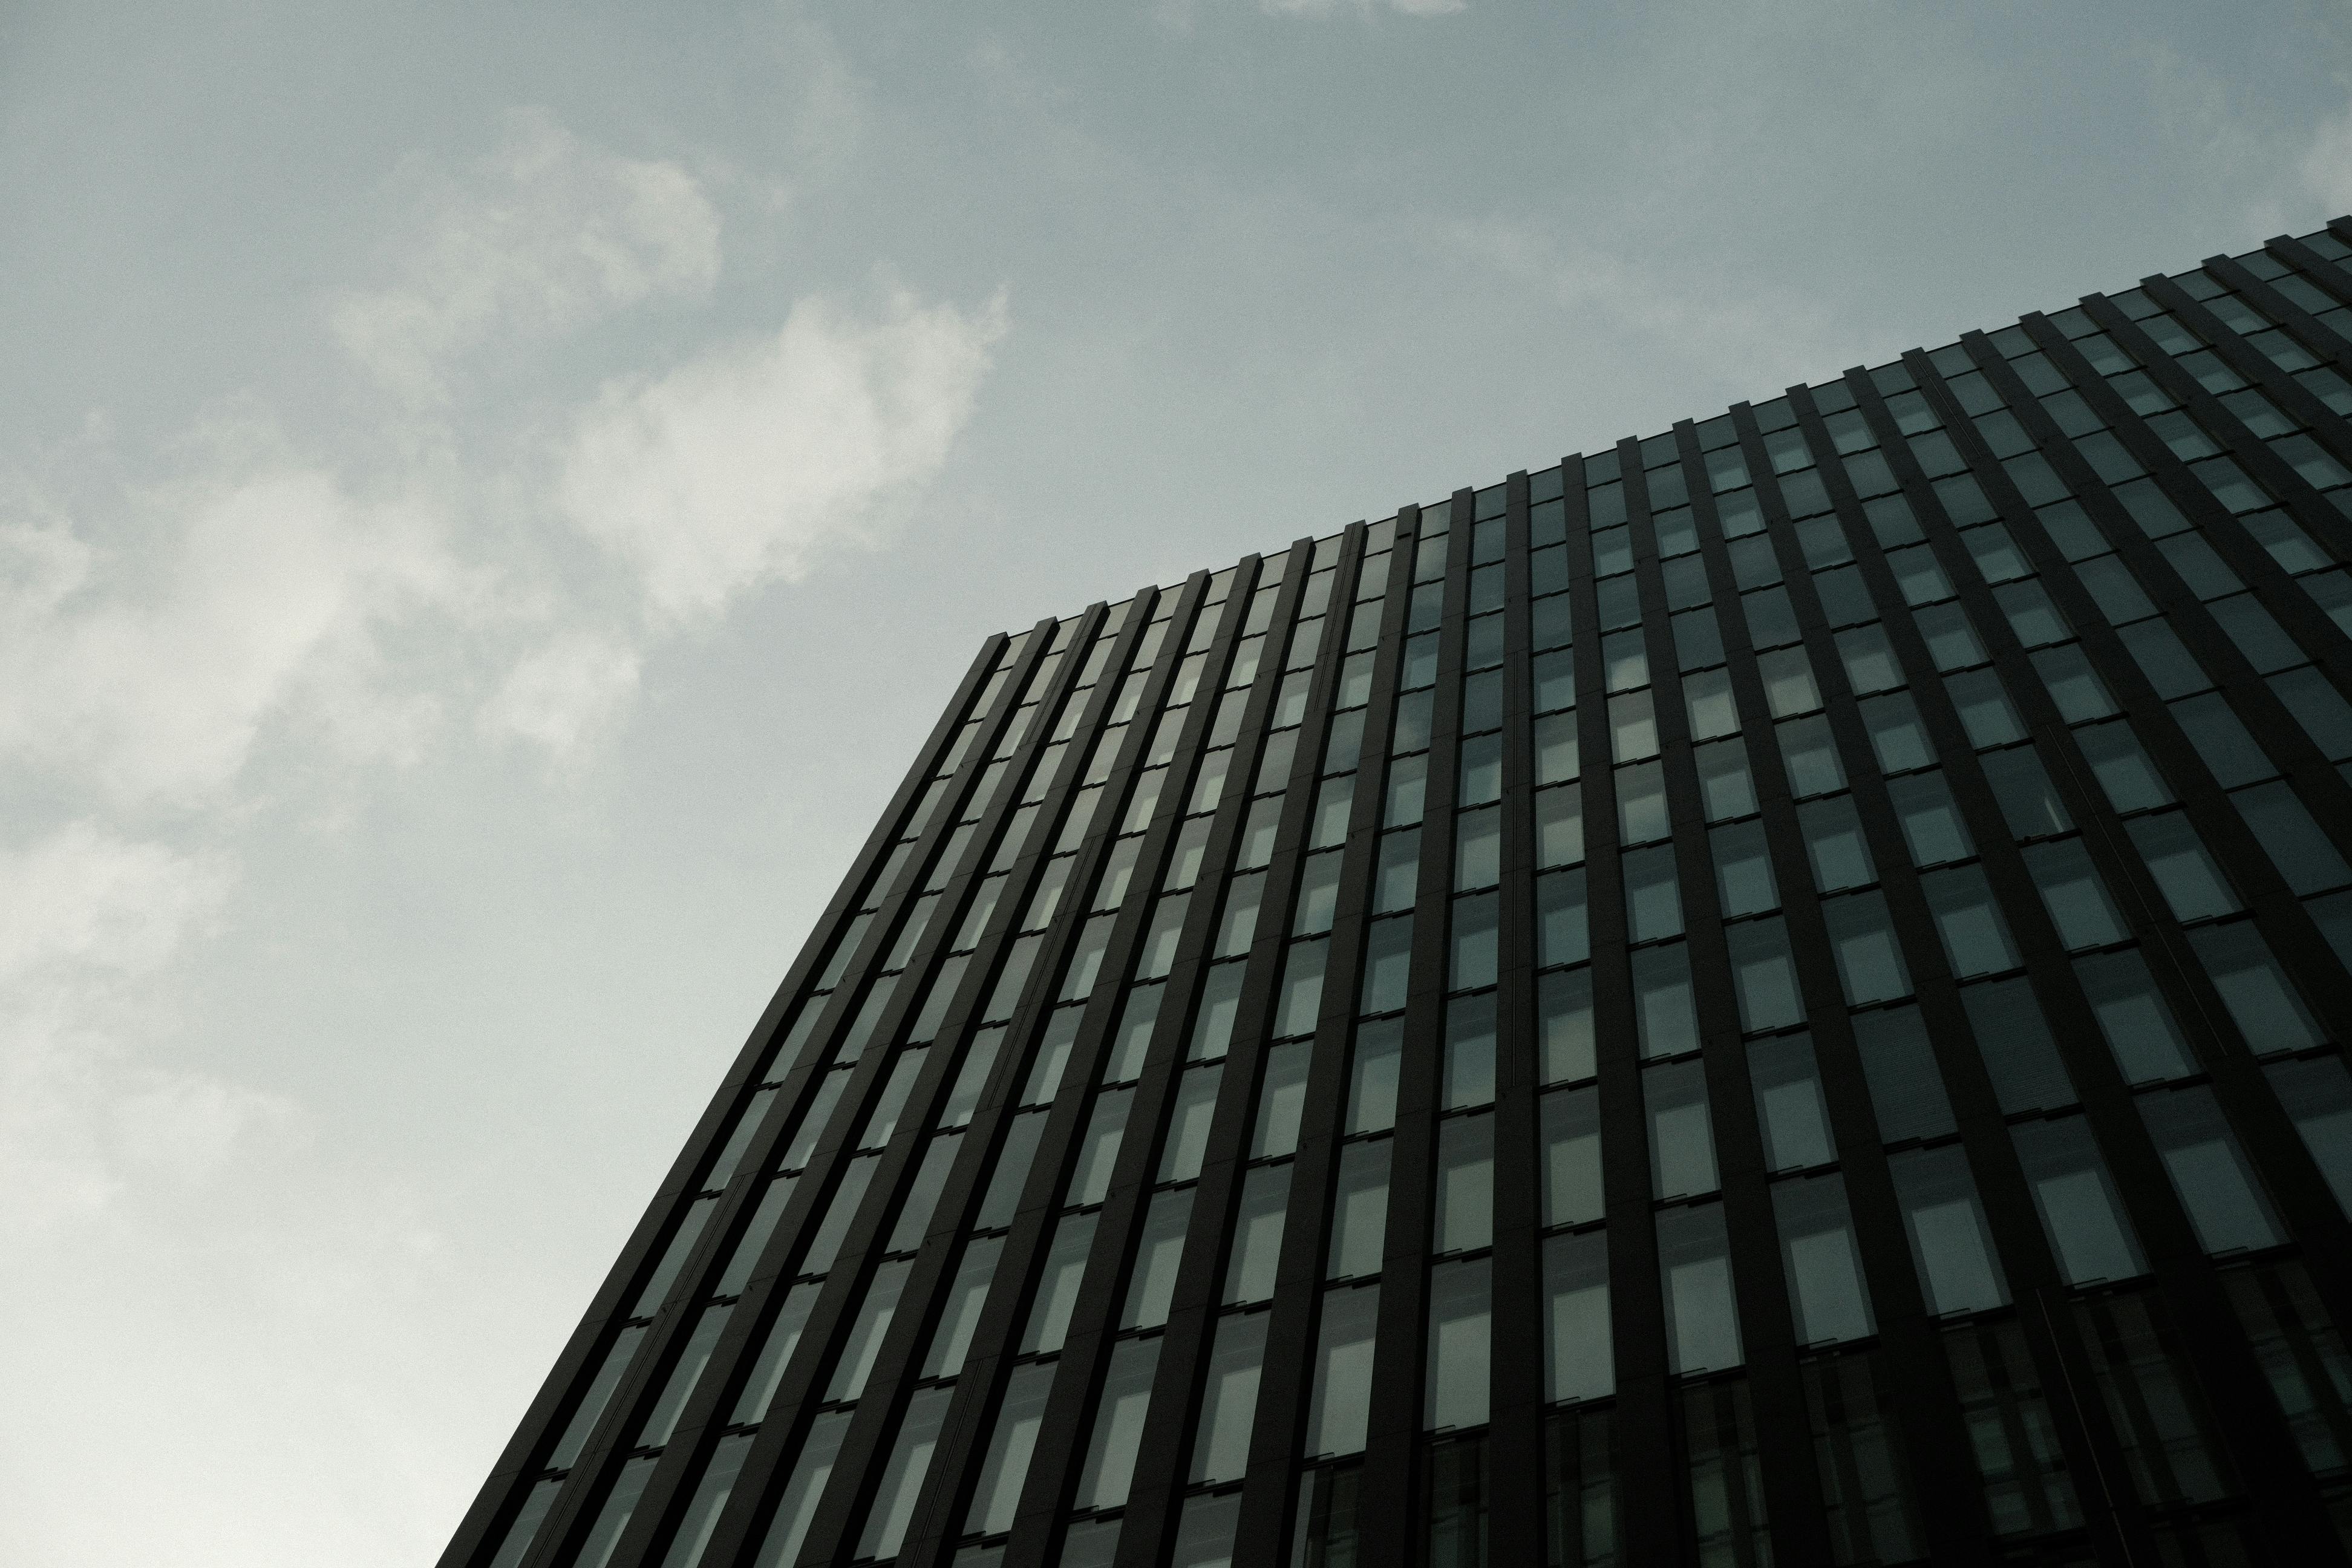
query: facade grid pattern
[{"left": 440, "top": 218, "right": 2352, "bottom": 1568}]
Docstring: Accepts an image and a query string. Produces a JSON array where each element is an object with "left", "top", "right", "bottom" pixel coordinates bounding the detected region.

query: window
[
  {"left": 1633, "top": 944, "right": 1699, "bottom": 1058},
  {"left": 1852, "top": 1005, "right": 1955, "bottom": 1143},
  {"left": 1800, "top": 795, "right": 1875, "bottom": 892},
  {"left": 1658, "top": 1204, "right": 1742, "bottom": 1374},
  {"left": 1328, "top": 1143, "right": 1391, "bottom": 1280},
  {"left": 1545, "top": 1232, "right": 1614, "bottom": 1405},
  {"left": 1922, "top": 866, "right": 2019, "bottom": 977},
  {"left": 1751, "top": 1033, "right": 1835, "bottom": 1171},
  {"left": 1124, "top": 1191, "right": 1191, "bottom": 1329},
  {"left": 1306, "top": 1285, "right": 1381, "bottom": 1456},
  {"left": 1887, "top": 771, "right": 1972, "bottom": 866},
  {"left": 2263, "top": 1056, "right": 2352, "bottom": 1215},
  {"left": 1891, "top": 1146, "right": 2008, "bottom": 1315},
  {"left": 1426, "top": 1260, "right": 1493, "bottom": 1431},
  {"left": 1775, "top": 1175, "right": 1875, "bottom": 1345},
  {"left": 2013, "top": 1117, "right": 2146, "bottom": 1287},
  {"left": 1193, "top": 1315, "right": 1267, "bottom": 1483},
  {"left": 2139, "top": 1086, "right": 2280, "bottom": 1254},
  {"left": 2022, "top": 839, "right": 2125, "bottom": 950},
  {"left": 1435, "top": 1116, "right": 1495, "bottom": 1253},
  {"left": 1075, "top": 1338, "right": 1160, "bottom": 1509},
  {"left": 1646, "top": 1059, "right": 1718, "bottom": 1199},
  {"left": 2074, "top": 724, "right": 2171, "bottom": 815},
  {"left": 1226, "top": 1169, "right": 1287, "bottom": 1304},
  {"left": 1961, "top": 977, "right": 2076, "bottom": 1115},
  {"left": 1825, "top": 893, "right": 1911, "bottom": 1005}
]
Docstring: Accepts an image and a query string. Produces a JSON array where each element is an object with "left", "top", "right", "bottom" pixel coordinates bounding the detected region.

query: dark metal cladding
[{"left": 444, "top": 220, "right": 2352, "bottom": 1568}]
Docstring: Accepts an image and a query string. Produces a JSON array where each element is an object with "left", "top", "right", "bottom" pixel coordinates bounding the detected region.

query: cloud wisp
[
  {"left": 330, "top": 108, "right": 724, "bottom": 408},
  {"left": 0, "top": 104, "right": 1007, "bottom": 1249}
]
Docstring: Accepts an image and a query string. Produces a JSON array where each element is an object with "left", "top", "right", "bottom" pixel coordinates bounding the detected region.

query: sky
[{"left": 2, "top": 2, "right": 2350, "bottom": 1563}]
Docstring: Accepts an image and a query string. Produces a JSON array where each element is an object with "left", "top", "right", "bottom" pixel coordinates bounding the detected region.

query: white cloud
[
  {"left": 557, "top": 288, "right": 1009, "bottom": 624},
  {"left": 479, "top": 631, "right": 642, "bottom": 756},
  {"left": 0, "top": 823, "right": 232, "bottom": 982},
  {"left": 0, "top": 417, "right": 465, "bottom": 809},
  {"left": 330, "top": 108, "right": 722, "bottom": 406}
]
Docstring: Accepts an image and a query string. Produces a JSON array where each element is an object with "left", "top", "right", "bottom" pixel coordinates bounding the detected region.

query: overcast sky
[{"left": 5, "top": 3, "right": 2350, "bottom": 1563}]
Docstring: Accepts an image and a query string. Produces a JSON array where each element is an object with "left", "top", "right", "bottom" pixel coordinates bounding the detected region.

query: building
[{"left": 440, "top": 218, "right": 2352, "bottom": 1568}]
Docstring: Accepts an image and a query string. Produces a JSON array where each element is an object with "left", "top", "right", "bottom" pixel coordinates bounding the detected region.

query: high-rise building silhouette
[{"left": 442, "top": 219, "right": 2352, "bottom": 1568}]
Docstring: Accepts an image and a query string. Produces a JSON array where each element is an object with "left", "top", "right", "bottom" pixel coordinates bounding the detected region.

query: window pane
[
  {"left": 1887, "top": 771, "right": 1972, "bottom": 866},
  {"left": 1617, "top": 760, "right": 1669, "bottom": 843},
  {"left": 2013, "top": 1118, "right": 2146, "bottom": 1286},
  {"left": 1697, "top": 739, "right": 1757, "bottom": 820},
  {"left": 1426, "top": 1259, "right": 1494, "bottom": 1431},
  {"left": 1538, "top": 869, "right": 1590, "bottom": 970},
  {"left": 1065, "top": 1093, "right": 1130, "bottom": 1207},
  {"left": 2235, "top": 780, "right": 2352, "bottom": 895},
  {"left": 1125, "top": 1189, "right": 1193, "bottom": 1329},
  {"left": 2264, "top": 1056, "right": 2352, "bottom": 1215},
  {"left": 753, "top": 1412, "right": 851, "bottom": 1568},
  {"left": 1540, "top": 967, "right": 1597, "bottom": 1084},
  {"left": 2189, "top": 922, "right": 2321, "bottom": 1053},
  {"left": 1538, "top": 785, "right": 1586, "bottom": 867},
  {"left": 1542, "top": 1088, "right": 1604, "bottom": 1227},
  {"left": 1961, "top": 976, "right": 2077, "bottom": 1115},
  {"left": 2140, "top": 1086, "right": 2280, "bottom": 1253},
  {"left": 1255, "top": 1040, "right": 1311, "bottom": 1158},
  {"left": 1726, "top": 917, "right": 1803, "bottom": 1033},
  {"left": 1376, "top": 829, "right": 1421, "bottom": 913},
  {"left": 1775, "top": 1175, "right": 1876, "bottom": 1345},
  {"left": 1076, "top": 1338, "right": 1160, "bottom": 1509},
  {"left": 1451, "top": 892, "right": 1501, "bottom": 990},
  {"left": 1803, "top": 1353, "right": 1923, "bottom": 1565},
  {"left": 1446, "top": 993, "right": 1498, "bottom": 1109},
  {"left": 1160, "top": 1065, "right": 1223, "bottom": 1182},
  {"left": 1226, "top": 1168, "right": 1287, "bottom": 1304},
  {"left": 1545, "top": 1232, "right": 1615, "bottom": 1404},
  {"left": 2075, "top": 723, "right": 2171, "bottom": 815},
  {"left": 1193, "top": 1313, "right": 1268, "bottom": 1482},
  {"left": 1944, "top": 1321, "right": 2077, "bottom": 1534},
  {"left": 1360, "top": 919, "right": 1413, "bottom": 1016},
  {"left": 1923, "top": 866, "right": 2019, "bottom": 977},
  {"left": 1825, "top": 892, "right": 1912, "bottom": 1004},
  {"left": 1853, "top": 1005, "right": 1955, "bottom": 1142},
  {"left": 1861, "top": 691, "right": 1934, "bottom": 773},
  {"left": 1711, "top": 819, "right": 1777, "bottom": 916},
  {"left": 1328, "top": 1142, "right": 1391, "bottom": 1279},
  {"left": 1647, "top": 1058, "right": 1719, "bottom": 1199},
  {"left": 1022, "top": 1215, "right": 1097, "bottom": 1354},
  {"left": 1800, "top": 795, "right": 1875, "bottom": 892},
  {"left": 1306, "top": 1284, "right": 1381, "bottom": 1456},
  {"left": 1347, "top": 1019, "right": 1403, "bottom": 1134},
  {"left": 1751, "top": 1033, "right": 1835, "bottom": 1171},
  {"left": 1658, "top": 1203, "right": 1743, "bottom": 1374},
  {"left": 1454, "top": 807, "right": 1501, "bottom": 890},
  {"left": 1436, "top": 1115, "right": 1495, "bottom": 1253},
  {"left": 2076, "top": 949, "right": 2195, "bottom": 1083},
  {"left": 1891, "top": 1146, "right": 2009, "bottom": 1315},
  {"left": 1279, "top": 939, "right": 1330, "bottom": 1036},
  {"left": 1779, "top": 714, "right": 1847, "bottom": 796},
  {"left": 1193, "top": 962, "right": 1246, "bottom": 1059},
  {"left": 1633, "top": 943, "right": 1700, "bottom": 1059},
  {"left": 2023, "top": 838, "right": 2125, "bottom": 950},
  {"left": 857, "top": 1386, "right": 952, "bottom": 1560},
  {"left": 1624, "top": 845, "right": 1684, "bottom": 942},
  {"left": 1981, "top": 746, "right": 2073, "bottom": 838}
]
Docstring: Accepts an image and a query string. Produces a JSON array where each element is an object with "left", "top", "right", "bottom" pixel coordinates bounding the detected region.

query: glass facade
[{"left": 446, "top": 220, "right": 2352, "bottom": 1568}]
